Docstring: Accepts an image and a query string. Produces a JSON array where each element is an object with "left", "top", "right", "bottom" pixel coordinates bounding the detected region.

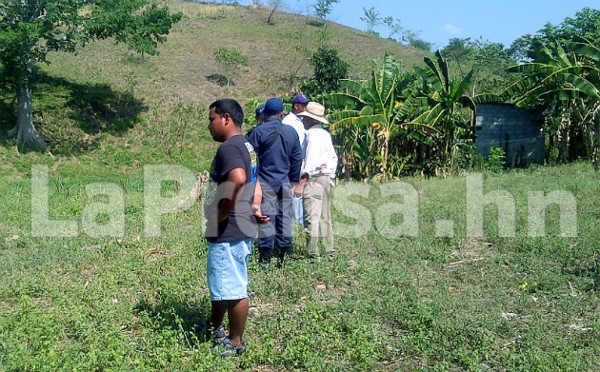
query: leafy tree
[
  {"left": 405, "top": 51, "right": 476, "bottom": 172},
  {"left": 314, "top": 0, "right": 339, "bottom": 21},
  {"left": 510, "top": 7, "right": 600, "bottom": 61},
  {"left": 214, "top": 47, "right": 248, "bottom": 86},
  {"left": 442, "top": 38, "right": 517, "bottom": 94},
  {"left": 383, "top": 16, "right": 403, "bottom": 40},
  {"left": 360, "top": 7, "right": 382, "bottom": 35},
  {"left": 0, "top": 0, "right": 181, "bottom": 153},
  {"left": 402, "top": 30, "right": 433, "bottom": 52},
  {"left": 508, "top": 34, "right": 534, "bottom": 63},
  {"left": 326, "top": 53, "right": 432, "bottom": 178},
  {"left": 300, "top": 47, "right": 348, "bottom": 96}
]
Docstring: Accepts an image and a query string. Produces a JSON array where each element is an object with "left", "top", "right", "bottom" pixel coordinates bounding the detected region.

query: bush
[
  {"left": 299, "top": 47, "right": 348, "bottom": 96},
  {"left": 214, "top": 47, "right": 248, "bottom": 86},
  {"left": 486, "top": 146, "right": 506, "bottom": 172}
]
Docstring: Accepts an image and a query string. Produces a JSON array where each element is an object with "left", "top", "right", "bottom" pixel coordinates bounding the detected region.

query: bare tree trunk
[
  {"left": 8, "top": 77, "right": 48, "bottom": 153},
  {"left": 557, "top": 110, "right": 571, "bottom": 163},
  {"left": 583, "top": 103, "right": 600, "bottom": 170},
  {"left": 267, "top": 4, "right": 278, "bottom": 25}
]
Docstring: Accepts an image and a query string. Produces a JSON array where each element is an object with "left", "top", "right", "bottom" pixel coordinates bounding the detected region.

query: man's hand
[
  {"left": 293, "top": 177, "right": 308, "bottom": 196},
  {"left": 252, "top": 203, "right": 270, "bottom": 224}
]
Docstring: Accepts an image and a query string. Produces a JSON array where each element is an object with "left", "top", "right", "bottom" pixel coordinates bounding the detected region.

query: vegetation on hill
[
  {"left": 0, "top": 1, "right": 427, "bottom": 158},
  {"left": 322, "top": 7, "right": 600, "bottom": 179},
  {"left": 0, "top": 0, "right": 182, "bottom": 153}
]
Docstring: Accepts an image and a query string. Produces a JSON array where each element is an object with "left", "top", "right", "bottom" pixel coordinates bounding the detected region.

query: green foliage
[
  {"left": 313, "top": 0, "right": 339, "bottom": 20},
  {"left": 243, "top": 97, "right": 264, "bottom": 129},
  {"left": 406, "top": 50, "right": 477, "bottom": 174},
  {"left": 0, "top": 0, "right": 181, "bottom": 82},
  {"left": 486, "top": 146, "right": 506, "bottom": 172},
  {"left": 402, "top": 30, "right": 433, "bottom": 52},
  {"left": 213, "top": 47, "right": 248, "bottom": 86},
  {"left": 506, "top": 8, "right": 600, "bottom": 64},
  {"left": 502, "top": 38, "right": 600, "bottom": 167},
  {"left": 360, "top": 7, "right": 382, "bottom": 34},
  {"left": 300, "top": 47, "right": 349, "bottom": 96},
  {"left": 0, "top": 0, "right": 181, "bottom": 152},
  {"left": 442, "top": 37, "right": 518, "bottom": 95},
  {"left": 326, "top": 53, "right": 428, "bottom": 178}
]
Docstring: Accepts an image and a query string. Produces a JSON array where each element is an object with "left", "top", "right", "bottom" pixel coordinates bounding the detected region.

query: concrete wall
[{"left": 475, "top": 104, "right": 545, "bottom": 167}]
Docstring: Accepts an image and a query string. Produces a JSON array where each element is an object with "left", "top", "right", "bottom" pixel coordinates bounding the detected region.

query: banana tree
[
  {"left": 325, "top": 53, "right": 436, "bottom": 177},
  {"left": 501, "top": 38, "right": 600, "bottom": 164},
  {"left": 403, "top": 51, "right": 476, "bottom": 172},
  {"left": 569, "top": 39, "right": 600, "bottom": 167}
]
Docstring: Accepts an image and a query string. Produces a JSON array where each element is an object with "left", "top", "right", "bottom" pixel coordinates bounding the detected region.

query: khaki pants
[{"left": 302, "top": 175, "right": 335, "bottom": 258}]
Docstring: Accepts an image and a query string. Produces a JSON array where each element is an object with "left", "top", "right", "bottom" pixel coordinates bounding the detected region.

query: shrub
[
  {"left": 213, "top": 47, "right": 248, "bottom": 86},
  {"left": 299, "top": 47, "right": 348, "bottom": 96},
  {"left": 486, "top": 146, "right": 506, "bottom": 172}
]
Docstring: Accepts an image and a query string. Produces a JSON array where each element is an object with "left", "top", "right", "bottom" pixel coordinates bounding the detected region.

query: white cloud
[{"left": 443, "top": 24, "right": 461, "bottom": 35}]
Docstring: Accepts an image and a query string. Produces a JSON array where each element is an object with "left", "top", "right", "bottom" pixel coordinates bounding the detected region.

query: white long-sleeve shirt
[
  {"left": 282, "top": 112, "right": 307, "bottom": 146},
  {"left": 301, "top": 125, "right": 338, "bottom": 179}
]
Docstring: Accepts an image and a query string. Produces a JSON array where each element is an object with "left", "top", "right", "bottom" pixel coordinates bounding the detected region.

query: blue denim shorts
[{"left": 207, "top": 238, "right": 253, "bottom": 301}]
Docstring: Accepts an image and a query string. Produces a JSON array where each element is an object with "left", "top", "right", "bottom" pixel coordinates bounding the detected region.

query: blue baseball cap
[
  {"left": 255, "top": 103, "right": 266, "bottom": 119},
  {"left": 263, "top": 97, "right": 284, "bottom": 116},
  {"left": 292, "top": 94, "right": 310, "bottom": 104}
]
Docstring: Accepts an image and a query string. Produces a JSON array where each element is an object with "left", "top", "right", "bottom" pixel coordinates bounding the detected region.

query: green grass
[
  {"left": 1, "top": 1, "right": 598, "bottom": 370},
  {"left": 1, "top": 149, "right": 599, "bottom": 370}
]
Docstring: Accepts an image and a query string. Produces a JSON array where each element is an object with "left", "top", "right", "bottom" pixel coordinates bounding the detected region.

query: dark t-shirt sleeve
[{"left": 215, "top": 143, "right": 246, "bottom": 180}]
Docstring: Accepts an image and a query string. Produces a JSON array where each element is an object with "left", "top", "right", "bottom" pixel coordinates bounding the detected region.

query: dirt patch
[{"left": 445, "top": 238, "right": 492, "bottom": 269}]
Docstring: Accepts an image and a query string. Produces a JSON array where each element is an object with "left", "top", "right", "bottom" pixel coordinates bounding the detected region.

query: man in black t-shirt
[{"left": 203, "top": 99, "right": 266, "bottom": 356}]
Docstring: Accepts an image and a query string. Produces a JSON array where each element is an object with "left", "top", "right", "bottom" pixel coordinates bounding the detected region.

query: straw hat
[{"left": 296, "top": 102, "right": 329, "bottom": 125}]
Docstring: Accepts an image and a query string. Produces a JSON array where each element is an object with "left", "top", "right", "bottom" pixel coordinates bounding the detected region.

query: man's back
[{"left": 246, "top": 117, "right": 303, "bottom": 190}]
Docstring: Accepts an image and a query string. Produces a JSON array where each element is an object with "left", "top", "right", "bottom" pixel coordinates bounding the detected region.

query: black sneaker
[
  {"left": 194, "top": 324, "right": 226, "bottom": 344},
  {"left": 211, "top": 337, "right": 246, "bottom": 357}
]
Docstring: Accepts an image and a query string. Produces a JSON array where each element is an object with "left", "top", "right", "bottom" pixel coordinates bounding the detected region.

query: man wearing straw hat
[{"left": 295, "top": 102, "right": 338, "bottom": 261}]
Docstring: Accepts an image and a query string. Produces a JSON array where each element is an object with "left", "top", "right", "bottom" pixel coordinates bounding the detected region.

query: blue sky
[{"left": 242, "top": 0, "right": 598, "bottom": 49}]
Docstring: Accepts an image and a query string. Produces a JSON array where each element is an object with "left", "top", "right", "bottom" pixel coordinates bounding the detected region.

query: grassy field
[
  {"left": 1, "top": 144, "right": 599, "bottom": 370},
  {"left": 1, "top": 1, "right": 599, "bottom": 370}
]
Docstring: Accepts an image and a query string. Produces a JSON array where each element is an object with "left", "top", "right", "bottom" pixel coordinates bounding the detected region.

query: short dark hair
[{"left": 209, "top": 99, "right": 244, "bottom": 127}]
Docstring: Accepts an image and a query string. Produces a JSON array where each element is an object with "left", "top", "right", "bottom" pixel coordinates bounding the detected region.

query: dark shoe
[
  {"left": 194, "top": 324, "right": 225, "bottom": 343},
  {"left": 211, "top": 337, "right": 246, "bottom": 357},
  {"left": 276, "top": 255, "right": 285, "bottom": 269}
]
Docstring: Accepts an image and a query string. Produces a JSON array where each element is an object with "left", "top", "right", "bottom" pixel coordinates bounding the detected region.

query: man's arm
[
  {"left": 252, "top": 179, "right": 270, "bottom": 223},
  {"left": 216, "top": 168, "right": 246, "bottom": 223}
]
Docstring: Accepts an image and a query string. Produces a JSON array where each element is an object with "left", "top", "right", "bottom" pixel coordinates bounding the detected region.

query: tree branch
[{"left": 30, "top": 1, "right": 47, "bottom": 21}]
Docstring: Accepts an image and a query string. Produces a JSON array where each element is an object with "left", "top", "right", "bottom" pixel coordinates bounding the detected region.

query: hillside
[
  {"left": 0, "top": 1, "right": 428, "bottom": 160},
  {"left": 44, "top": 1, "right": 426, "bottom": 105}
]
